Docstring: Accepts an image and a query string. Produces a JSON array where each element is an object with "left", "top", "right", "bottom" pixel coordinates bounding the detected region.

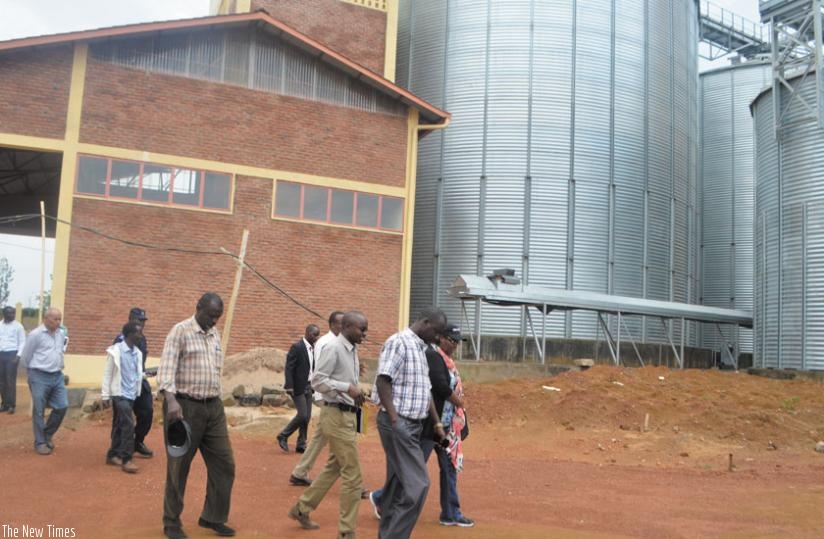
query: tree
[{"left": 0, "top": 257, "right": 13, "bottom": 306}]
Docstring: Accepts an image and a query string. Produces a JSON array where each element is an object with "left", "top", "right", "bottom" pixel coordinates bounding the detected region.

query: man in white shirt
[
  {"left": 289, "top": 311, "right": 343, "bottom": 485},
  {"left": 0, "top": 306, "right": 26, "bottom": 414}
]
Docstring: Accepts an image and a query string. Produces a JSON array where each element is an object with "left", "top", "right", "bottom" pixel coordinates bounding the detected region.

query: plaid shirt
[
  {"left": 372, "top": 328, "right": 431, "bottom": 420},
  {"left": 157, "top": 316, "right": 223, "bottom": 399}
]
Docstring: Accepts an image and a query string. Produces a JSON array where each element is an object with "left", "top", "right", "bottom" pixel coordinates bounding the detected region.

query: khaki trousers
[{"left": 297, "top": 405, "right": 362, "bottom": 535}]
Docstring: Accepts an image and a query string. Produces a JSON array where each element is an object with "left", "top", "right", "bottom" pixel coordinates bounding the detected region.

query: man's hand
[
  {"left": 165, "top": 394, "right": 183, "bottom": 423},
  {"left": 347, "top": 384, "right": 365, "bottom": 406},
  {"left": 101, "top": 399, "right": 111, "bottom": 410},
  {"left": 285, "top": 388, "right": 294, "bottom": 396}
]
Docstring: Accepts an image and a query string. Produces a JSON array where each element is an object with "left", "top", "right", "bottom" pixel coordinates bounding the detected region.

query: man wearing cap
[
  {"left": 157, "top": 293, "right": 235, "bottom": 539},
  {"left": 0, "top": 305, "right": 25, "bottom": 414},
  {"left": 113, "top": 307, "right": 154, "bottom": 458},
  {"left": 20, "top": 307, "right": 68, "bottom": 455},
  {"left": 287, "top": 311, "right": 368, "bottom": 539}
]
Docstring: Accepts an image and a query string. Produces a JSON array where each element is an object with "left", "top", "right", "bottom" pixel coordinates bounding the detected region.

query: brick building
[{"left": 0, "top": 3, "right": 448, "bottom": 382}]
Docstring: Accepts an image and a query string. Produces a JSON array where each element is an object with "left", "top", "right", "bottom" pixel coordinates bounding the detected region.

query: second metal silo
[
  {"left": 699, "top": 59, "right": 770, "bottom": 363},
  {"left": 752, "top": 72, "right": 824, "bottom": 370},
  {"left": 400, "top": 0, "right": 700, "bottom": 356}
]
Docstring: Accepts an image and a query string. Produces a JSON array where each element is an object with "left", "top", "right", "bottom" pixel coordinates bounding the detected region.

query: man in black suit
[{"left": 278, "top": 324, "right": 321, "bottom": 453}]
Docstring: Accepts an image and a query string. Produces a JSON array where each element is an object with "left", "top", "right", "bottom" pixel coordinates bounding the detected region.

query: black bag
[{"left": 460, "top": 410, "right": 469, "bottom": 440}]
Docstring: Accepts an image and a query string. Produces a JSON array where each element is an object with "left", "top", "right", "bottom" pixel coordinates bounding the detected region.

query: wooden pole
[
  {"left": 221, "top": 229, "right": 249, "bottom": 353},
  {"left": 39, "top": 201, "right": 46, "bottom": 323}
]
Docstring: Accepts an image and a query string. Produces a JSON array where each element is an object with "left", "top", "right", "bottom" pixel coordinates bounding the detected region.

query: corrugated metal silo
[
  {"left": 752, "top": 73, "right": 824, "bottom": 370},
  {"left": 699, "top": 60, "right": 770, "bottom": 357},
  {"left": 401, "top": 0, "right": 700, "bottom": 348}
]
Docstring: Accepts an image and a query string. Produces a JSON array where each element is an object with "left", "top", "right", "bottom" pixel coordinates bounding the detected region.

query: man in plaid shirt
[{"left": 373, "top": 308, "right": 447, "bottom": 539}]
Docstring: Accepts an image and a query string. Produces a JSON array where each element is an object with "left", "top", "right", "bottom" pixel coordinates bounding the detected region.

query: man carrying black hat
[{"left": 113, "top": 307, "right": 154, "bottom": 458}]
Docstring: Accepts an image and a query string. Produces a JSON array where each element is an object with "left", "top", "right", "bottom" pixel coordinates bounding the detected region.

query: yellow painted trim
[
  {"left": 51, "top": 44, "right": 88, "bottom": 314},
  {"left": 235, "top": 0, "right": 252, "bottom": 13},
  {"left": 0, "top": 133, "right": 65, "bottom": 152},
  {"left": 398, "top": 108, "right": 419, "bottom": 330},
  {"left": 65, "top": 353, "right": 160, "bottom": 386},
  {"left": 73, "top": 193, "right": 235, "bottom": 216},
  {"left": 383, "top": 0, "right": 398, "bottom": 82},
  {"left": 77, "top": 143, "right": 406, "bottom": 198},
  {"left": 271, "top": 215, "right": 404, "bottom": 236}
]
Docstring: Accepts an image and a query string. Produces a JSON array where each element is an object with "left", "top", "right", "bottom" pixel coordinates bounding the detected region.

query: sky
[{"left": 0, "top": 0, "right": 761, "bottom": 307}]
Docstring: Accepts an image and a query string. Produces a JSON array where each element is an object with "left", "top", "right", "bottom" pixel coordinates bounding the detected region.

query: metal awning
[{"left": 448, "top": 274, "right": 753, "bottom": 368}]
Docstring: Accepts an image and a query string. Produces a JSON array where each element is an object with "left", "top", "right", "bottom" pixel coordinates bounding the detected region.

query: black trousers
[
  {"left": 163, "top": 397, "right": 235, "bottom": 528},
  {"left": 280, "top": 389, "right": 313, "bottom": 447},
  {"left": 108, "top": 396, "right": 136, "bottom": 462},
  {"left": 0, "top": 351, "right": 18, "bottom": 408},
  {"left": 133, "top": 378, "right": 153, "bottom": 445}
]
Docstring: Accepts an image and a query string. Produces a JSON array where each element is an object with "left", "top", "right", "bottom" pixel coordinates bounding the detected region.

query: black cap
[
  {"left": 166, "top": 419, "right": 192, "bottom": 458},
  {"left": 129, "top": 307, "right": 147, "bottom": 320},
  {"left": 443, "top": 324, "right": 466, "bottom": 343}
]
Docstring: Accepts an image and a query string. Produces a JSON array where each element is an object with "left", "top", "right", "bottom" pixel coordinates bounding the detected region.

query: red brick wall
[
  {"left": 65, "top": 176, "right": 402, "bottom": 359},
  {"left": 252, "top": 0, "right": 386, "bottom": 75},
  {"left": 80, "top": 59, "right": 407, "bottom": 188},
  {"left": 0, "top": 46, "right": 73, "bottom": 139}
]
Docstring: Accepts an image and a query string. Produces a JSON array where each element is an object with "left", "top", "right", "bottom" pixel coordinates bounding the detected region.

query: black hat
[
  {"left": 166, "top": 419, "right": 192, "bottom": 458},
  {"left": 443, "top": 324, "right": 466, "bottom": 343},
  {"left": 129, "top": 307, "right": 147, "bottom": 320}
]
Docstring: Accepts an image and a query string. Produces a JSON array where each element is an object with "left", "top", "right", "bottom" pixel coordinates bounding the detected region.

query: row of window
[
  {"left": 75, "top": 156, "right": 404, "bottom": 232},
  {"left": 77, "top": 156, "right": 232, "bottom": 210},
  {"left": 275, "top": 181, "right": 404, "bottom": 232}
]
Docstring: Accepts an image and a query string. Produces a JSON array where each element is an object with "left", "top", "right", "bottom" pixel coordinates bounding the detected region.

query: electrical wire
[{"left": 2, "top": 213, "right": 327, "bottom": 323}]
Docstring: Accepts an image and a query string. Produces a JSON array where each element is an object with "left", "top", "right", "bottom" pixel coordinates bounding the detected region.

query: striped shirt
[
  {"left": 157, "top": 316, "right": 223, "bottom": 399},
  {"left": 372, "top": 328, "right": 431, "bottom": 420}
]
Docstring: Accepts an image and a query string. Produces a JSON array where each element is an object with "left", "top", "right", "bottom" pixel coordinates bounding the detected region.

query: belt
[
  {"left": 176, "top": 393, "right": 219, "bottom": 403},
  {"left": 378, "top": 409, "right": 424, "bottom": 424},
  {"left": 324, "top": 401, "right": 360, "bottom": 414}
]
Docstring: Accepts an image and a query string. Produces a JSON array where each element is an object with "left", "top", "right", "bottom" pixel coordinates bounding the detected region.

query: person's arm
[
  {"left": 283, "top": 343, "right": 299, "bottom": 394},
  {"left": 100, "top": 349, "right": 115, "bottom": 402},
  {"left": 376, "top": 375, "right": 397, "bottom": 423},
  {"left": 157, "top": 325, "right": 183, "bottom": 422},
  {"left": 15, "top": 324, "right": 25, "bottom": 356},
  {"left": 19, "top": 330, "right": 36, "bottom": 367},
  {"left": 312, "top": 344, "right": 363, "bottom": 404},
  {"left": 428, "top": 398, "right": 446, "bottom": 441}
]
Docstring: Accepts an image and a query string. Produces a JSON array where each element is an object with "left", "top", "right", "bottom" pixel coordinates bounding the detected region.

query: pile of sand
[{"left": 222, "top": 347, "right": 287, "bottom": 393}]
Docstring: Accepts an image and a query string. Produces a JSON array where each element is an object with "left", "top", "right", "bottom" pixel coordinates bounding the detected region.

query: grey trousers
[
  {"left": 280, "top": 390, "right": 313, "bottom": 447},
  {"left": 376, "top": 410, "right": 430, "bottom": 539}
]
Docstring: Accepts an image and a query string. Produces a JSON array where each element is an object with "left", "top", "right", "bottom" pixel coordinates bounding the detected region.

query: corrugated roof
[
  {"left": 450, "top": 275, "right": 753, "bottom": 327},
  {"left": 0, "top": 10, "right": 450, "bottom": 124}
]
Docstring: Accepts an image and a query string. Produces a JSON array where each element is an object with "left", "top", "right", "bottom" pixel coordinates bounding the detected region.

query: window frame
[
  {"left": 273, "top": 180, "right": 404, "bottom": 233},
  {"left": 75, "top": 154, "right": 233, "bottom": 212}
]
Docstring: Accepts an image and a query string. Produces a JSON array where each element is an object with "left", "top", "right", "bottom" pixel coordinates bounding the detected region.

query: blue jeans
[
  {"left": 27, "top": 369, "right": 68, "bottom": 448},
  {"left": 374, "top": 433, "right": 464, "bottom": 522}
]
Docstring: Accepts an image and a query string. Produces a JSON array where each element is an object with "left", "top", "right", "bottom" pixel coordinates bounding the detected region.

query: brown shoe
[
  {"left": 122, "top": 460, "right": 138, "bottom": 473},
  {"left": 107, "top": 456, "right": 123, "bottom": 466},
  {"left": 288, "top": 504, "right": 320, "bottom": 530}
]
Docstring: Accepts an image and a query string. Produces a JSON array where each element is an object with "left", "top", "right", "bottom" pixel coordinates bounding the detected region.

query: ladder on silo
[{"left": 760, "top": 0, "right": 824, "bottom": 135}]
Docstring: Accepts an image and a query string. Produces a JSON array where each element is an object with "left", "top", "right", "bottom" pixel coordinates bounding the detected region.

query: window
[
  {"left": 274, "top": 180, "right": 403, "bottom": 232},
  {"left": 76, "top": 155, "right": 232, "bottom": 211}
]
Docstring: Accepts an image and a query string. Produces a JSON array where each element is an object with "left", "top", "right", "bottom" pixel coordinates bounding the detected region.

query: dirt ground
[{"left": 3, "top": 362, "right": 824, "bottom": 538}]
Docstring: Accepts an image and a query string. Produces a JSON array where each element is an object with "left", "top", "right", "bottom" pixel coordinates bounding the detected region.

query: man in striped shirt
[
  {"left": 157, "top": 293, "right": 236, "bottom": 539},
  {"left": 373, "top": 308, "right": 447, "bottom": 539}
]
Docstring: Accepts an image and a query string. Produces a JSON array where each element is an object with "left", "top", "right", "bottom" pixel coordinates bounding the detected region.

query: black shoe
[
  {"left": 0, "top": 405, "right": 7, "bottom": 412},
  {"left": 6, "top": 406, "right": 14, "bottom": 415},
  {"left": 295, "top": 445, "right": 306, "bottom": 454},
  {"left": 289, "top": 474, "right": 312, "bottom": 486},
  {"left": 277, "top": 434, "right": 289, "bottom": 453},
  {"left": 198, "top": 518, "right": 236, "bottom": 537},
  {"left": 134, "top": 442, "right": 154, "bottom": 458},
  {"left": 163, "top": 526, "right": 187, "bottom": 539}
]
